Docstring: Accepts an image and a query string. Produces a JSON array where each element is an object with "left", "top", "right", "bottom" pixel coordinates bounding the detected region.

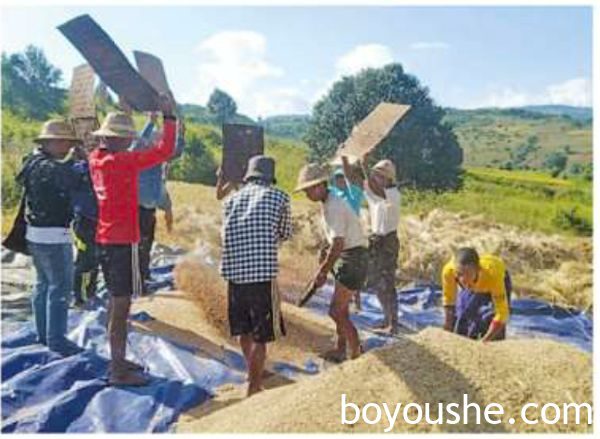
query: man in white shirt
[
  {"left": 295, "top": 163, "right": 368, "bottom": 362},
  {"left": 361, "top": 158, "right": 401, "bottom": 335}
]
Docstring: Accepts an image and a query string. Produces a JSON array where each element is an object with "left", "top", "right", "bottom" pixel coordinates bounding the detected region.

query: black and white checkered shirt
[{"left": 220, "top": 181, "right": 293, "bottom": 284}]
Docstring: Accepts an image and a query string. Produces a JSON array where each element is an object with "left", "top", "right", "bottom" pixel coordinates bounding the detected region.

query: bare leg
[
  {"left": 334, "top": 282, "right": 361, "bottom": 359},
  {"left": 247, "top": 342, "right": 266, "bottom": 396},
  {"left": 328, "top": 295, "right": 346, "bottom": 358},
  {"left": 108, "top": 296, "right": 147, "bottom": 386},
  {"left": 240, "top": 334, "right": 253, "bottom": 367}
]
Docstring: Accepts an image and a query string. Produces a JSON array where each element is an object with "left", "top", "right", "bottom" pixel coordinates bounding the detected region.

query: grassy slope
[
  {"left": 445, "top": 109, "right": 592, "bottom": 168},
  {"left": 402, "top": 168, "right": 592, "bottom": 236},
  {"left": 1, "top": 109, "right": 592, "bottom": 238}
]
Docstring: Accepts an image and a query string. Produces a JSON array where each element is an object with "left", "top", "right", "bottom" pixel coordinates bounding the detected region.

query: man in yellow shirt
[{"left": 442, "top": 248, "right": 512, "bottom": 342}]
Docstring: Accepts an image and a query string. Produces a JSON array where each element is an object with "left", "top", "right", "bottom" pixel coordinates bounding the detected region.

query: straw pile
[
  {"left": 398, "top": 209, "right": 592, "bottom": 310},
  {"left": 180, "top": 328, "right": 592, "bottom": 433}
]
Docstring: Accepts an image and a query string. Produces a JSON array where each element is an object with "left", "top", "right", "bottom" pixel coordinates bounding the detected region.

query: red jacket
[{"left": 89, "top": 118, "right": 176, "bottom": 244}]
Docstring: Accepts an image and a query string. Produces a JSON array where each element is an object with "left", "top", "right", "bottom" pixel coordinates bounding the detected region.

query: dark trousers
[
  {"left": 138, "top": 206, "right": 156, "bottom": 289},
  {"left": 454, "top": 272, "right": 513, "bottom": 340},
  {"left": 73, "top": 216, "right": 99, "bottom": 303},
  {"left": 367, "top": 232, "right": 400, "bottom": 328}
]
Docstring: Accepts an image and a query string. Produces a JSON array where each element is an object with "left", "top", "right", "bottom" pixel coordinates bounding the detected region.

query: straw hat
[
  {"left": 372, "top": 159, "right": 396, "bottom": 182},
  {"left": 92, "top": 112, "right": 138, "bottom": 138},
  {"left": 294, "top": 163, "right": 330, "bottom": 192},
  {"left": 34, "top": 119, "right": 79, "bottom": 144}
]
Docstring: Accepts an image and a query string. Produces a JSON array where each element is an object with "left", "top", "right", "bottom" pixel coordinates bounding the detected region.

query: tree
[
  {"left": 304, "top": 64, "right": 463, "bottom": 190},
  {"left": 1, "top": 45, "right": 66, "bottom": 119},
  {"left": 543, "top": 152, "right": 568, "bottom": 177},
  {"left": 207, "top": 88, "right": 237, "bottom": 124},
  {"left": 169, "top": 130, "right": 217, "bottom": 185}
]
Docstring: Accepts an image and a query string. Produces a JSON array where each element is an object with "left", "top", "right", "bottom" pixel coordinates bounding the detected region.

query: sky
[{"left": 0, "top": 5, "right": 593, "bottom": 118}]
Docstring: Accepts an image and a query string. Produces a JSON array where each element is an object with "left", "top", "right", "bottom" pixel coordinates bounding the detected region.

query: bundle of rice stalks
[
  {"left": 516, "top": 261, "right": 593, "bottom": 311},
  {"left": 182, "top": 328, "right": 592, "bottom": 433}
]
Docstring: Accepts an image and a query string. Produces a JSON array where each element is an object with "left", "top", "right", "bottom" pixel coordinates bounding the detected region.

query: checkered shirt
[{"left": 220, "top": 181, "right": 293, "bottom": 283}]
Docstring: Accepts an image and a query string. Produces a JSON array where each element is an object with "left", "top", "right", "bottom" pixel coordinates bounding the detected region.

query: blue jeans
[{"left": 28, "top": 242, "right": 74, "bottom": 350}]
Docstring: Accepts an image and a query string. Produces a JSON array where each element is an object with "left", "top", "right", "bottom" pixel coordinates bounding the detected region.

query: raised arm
[
  {"left": 129, "top": 95, "right": 177, "bottom": 171},
  {"left": 171, "top": 120, "right": 186, "bottom": 161},
  {"left": 130, "top": 113, "right": 157, "bottom": 151}
]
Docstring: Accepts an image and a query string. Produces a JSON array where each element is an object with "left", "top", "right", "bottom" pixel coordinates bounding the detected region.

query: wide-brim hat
[
  {"left": 294, "top": 163, "right": 330, "bottom": 193},
  {"left": 244, "top": 155, "right": 276, "bottom": 184},
  {"left": 34, "top": 119, "right": 80, "bottom": 144},
  {"left": 92, "top": 112, "right": 138, "bottom": 138},
  {"left": 372, "top": 159, "right": 396, "bottom": 182}
]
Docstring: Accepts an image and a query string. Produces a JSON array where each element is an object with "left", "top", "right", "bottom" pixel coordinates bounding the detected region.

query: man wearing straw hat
[
  {"left": 16, "top": 119, "right": 84, "bottom": 356},
  {"left": 359, "top": 157, "right": 401, "bottom": 335},
  {"left": 220, "top": 155, "right": 292, "bottom": 396},
  {"left": 295, "top": 163, "right": 368, "bottom": 362},
  {"left": 89, "top": 94, "right": 176, "bottom": 386}
]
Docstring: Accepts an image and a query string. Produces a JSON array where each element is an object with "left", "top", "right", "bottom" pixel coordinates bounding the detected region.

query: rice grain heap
[{"left": 179, "top": 328, "right": 592, "bottom": 433}]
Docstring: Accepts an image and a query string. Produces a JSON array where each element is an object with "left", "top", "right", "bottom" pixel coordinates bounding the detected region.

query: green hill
[
  {"left": 246, "top": 107, "right": 593, "bottom": 173},
  {"left": 261, "top": 114, "right": 311, "bottom": 141},
  {"left": 521, "top": 105, "right": 592, "bottom": 121},
  {"left": 178, "top": 103, "right": 255, "bottom": 126},
  {"left": 443, "top": 107, "right": 592, "bottom": 170}
]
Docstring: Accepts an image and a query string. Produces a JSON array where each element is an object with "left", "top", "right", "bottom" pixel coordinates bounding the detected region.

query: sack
[{"left": 2, "top": 196, "right": 29, "bottom": 255}]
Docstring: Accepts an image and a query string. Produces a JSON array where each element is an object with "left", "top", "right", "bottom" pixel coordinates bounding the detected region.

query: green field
[
  {"left": 402, "top": 167, "right": 592, "bottom": 236},
  {"left": 1, "top": 107, "right": 592, "bottom": 238}
]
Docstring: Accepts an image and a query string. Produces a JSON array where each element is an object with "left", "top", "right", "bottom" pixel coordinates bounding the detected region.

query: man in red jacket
[{"left": 89, "top": 95, "right": 176, "bottom": 386}]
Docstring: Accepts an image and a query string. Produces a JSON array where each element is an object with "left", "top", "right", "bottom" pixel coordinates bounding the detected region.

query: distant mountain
[
  {"left": 176, "top": 103, "right": 592, "bottom": 170},
  {"left": 261, "top": 114, "right": 311, "bottom": 141},
  {"left": 178, "top": 103, "right": 255, "bottom": 126},
  {"left": 443, "top": 107, "right": 592, "bottom": 169},
  {"left": 519, "top": 105, "right": 592, "bottom": 121}
]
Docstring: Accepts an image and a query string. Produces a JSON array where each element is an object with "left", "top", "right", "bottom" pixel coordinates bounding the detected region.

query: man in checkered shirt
[{"left": 220, "top": 155, "right": 292, "bottom": 396}]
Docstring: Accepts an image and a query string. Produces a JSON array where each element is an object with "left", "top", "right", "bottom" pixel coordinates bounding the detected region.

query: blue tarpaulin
[
  {"left": 304, "top": 285, "right": 593, "bottom": 352},
  {"left": 0, "top": 257, "right": 321, "bottom": 433},
  {"left": 1, "top": 258, "right": 593, "bottom": 433},
  {"left": 1, "top": 286, "right": 247, "bottom": 433}
]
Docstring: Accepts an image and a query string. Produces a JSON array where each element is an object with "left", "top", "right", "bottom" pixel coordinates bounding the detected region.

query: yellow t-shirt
[{"left": 442, "top": 254, "right": 509, "bottom": 323}]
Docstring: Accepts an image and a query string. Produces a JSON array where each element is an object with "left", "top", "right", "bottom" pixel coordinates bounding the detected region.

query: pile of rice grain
[{"left": 179, "top": 328, "right": 592, "bottom": 433}]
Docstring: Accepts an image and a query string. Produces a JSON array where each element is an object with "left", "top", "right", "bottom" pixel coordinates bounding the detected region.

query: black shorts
[
  {"left": 334, "top": 246, "right": 368, "bottom": 291},
  {"left": 99, "top": 244, "right": 143, "bottom": 297},
  {"left": 228, "top": 281, "right": 286, "bottom": 343}
]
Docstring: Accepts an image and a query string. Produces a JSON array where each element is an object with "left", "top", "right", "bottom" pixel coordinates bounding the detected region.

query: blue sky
[{"left": 1, "top": 5, "right": 592, "bottom": 118}]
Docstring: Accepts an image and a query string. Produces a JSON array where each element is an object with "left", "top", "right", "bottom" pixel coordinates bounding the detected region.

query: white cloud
[
  {"left": 545, "top": 78, "right": 591, "bottom": 107},
  {"left": 471, "top": 77, "right": 592, "bottom": 108},
  {"left": 335, "top": 44, "right": 394, "bottom": 76},
  {"left": 186, "top": 30, "right": 309, "bottom": 117},
  {"left": 410, "top": 41, "right": 450, "bottom": 50},
  {"left": 253, "top": 87, "right": 311, "bottom": 116},
  {"left": 311, "top": 43, "right": 394, "bottom": 103}
]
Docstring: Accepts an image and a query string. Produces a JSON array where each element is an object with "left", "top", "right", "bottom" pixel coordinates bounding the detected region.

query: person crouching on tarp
[
  {"left": 442, "top": 247, "right": 512, "bottom": 342},
  {"left": 89, "top": 95, "right": 176, "bottom": 386}
]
